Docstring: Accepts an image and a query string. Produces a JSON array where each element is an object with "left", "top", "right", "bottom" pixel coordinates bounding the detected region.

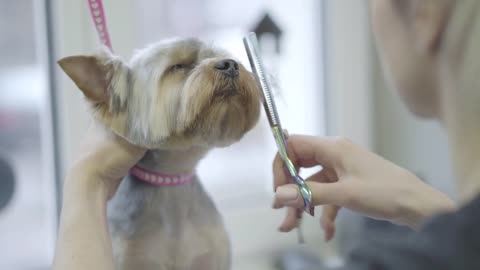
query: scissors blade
[
  {"left": 243, "top": 33, "right": 282, "bottom": 129},
  {"left": 243, "top": 33, "right": 296, "bottom": 179},
  {"left": 243, "top": 32, "right": 315, "bottom": 217}
]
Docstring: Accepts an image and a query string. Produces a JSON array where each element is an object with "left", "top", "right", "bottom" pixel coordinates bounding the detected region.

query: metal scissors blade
[{"left": 243, "top": 32, "right": 314, "bottom": 216}]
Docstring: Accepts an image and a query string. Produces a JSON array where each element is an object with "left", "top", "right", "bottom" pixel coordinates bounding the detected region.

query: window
[{"left": 0, "top": 1, "right": 57, "bottom": 269}]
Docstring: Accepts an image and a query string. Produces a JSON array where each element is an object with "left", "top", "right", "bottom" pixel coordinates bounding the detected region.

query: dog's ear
[
  {"left": 57, "top": 54, "right": 112, "bottom": 102},
  {"left": 58, "top": 48, "right": 131, "bottom": 107}
]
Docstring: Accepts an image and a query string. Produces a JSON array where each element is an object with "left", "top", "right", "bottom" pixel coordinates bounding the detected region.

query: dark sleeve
[{"left": 340, "top": 199, "right": 480, "bottom": 270}]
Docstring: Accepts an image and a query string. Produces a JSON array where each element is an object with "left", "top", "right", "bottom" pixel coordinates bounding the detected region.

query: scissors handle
[
  {"left": 293, "top": 176, "right": 315, "bottom": 216},
  {"left": 272, "top": 126, "right": 296, "bottom": 177},
  {"left": 272, "top": 126, "right": 315, "bottom": 216}
]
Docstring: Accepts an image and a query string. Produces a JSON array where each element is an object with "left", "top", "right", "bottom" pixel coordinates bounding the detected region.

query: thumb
[{"left": 274, "top": 182, "right": 347, "bottom": 208}]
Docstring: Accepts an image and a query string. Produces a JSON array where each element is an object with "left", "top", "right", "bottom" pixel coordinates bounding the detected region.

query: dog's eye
[{"left": 169, "top": 63, "right": 191, "bottom": 72}]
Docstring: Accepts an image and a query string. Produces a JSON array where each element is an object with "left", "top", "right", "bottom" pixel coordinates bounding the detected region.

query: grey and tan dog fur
[{"left": 58, "top": 38, "right": 261, "bottom": 270}]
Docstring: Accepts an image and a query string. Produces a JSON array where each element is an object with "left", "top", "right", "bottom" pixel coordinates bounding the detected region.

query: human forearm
[
  {"left": 52, "top": 173, "right": 115, "bottom": 270},
  {"left": 399, "top": 182, "right": 456, "bottom": 229}
]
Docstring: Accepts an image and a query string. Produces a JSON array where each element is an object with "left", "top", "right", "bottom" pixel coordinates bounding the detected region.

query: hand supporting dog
[{"left": 53, "top": 123, "right": 146, "bottom": 270}]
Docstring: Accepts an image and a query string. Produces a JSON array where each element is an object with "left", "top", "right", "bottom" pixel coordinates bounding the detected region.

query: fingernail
[{"left": 276, "top": 186, "right": 299, "bottom": 202}]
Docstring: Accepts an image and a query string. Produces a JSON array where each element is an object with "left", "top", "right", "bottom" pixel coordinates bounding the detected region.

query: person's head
[
  {"left": 371, "top": 0, "right": 480, "bottom": 124},
  {"left": 371, "top": 0, "right": 480, "bottom": 198}
]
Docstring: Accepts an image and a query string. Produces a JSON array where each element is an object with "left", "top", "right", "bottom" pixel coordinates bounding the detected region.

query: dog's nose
[{"left": 214, "top": 59, "right": 239, "bottom": 78}]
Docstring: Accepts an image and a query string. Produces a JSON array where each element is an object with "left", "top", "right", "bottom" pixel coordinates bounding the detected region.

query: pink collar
[{"left": 129, "top": 166, "right": 194, "bottom": 187}]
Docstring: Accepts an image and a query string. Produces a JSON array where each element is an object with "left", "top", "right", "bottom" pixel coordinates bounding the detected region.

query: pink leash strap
[{"left": 88, "top": 0, "right": 113, "bottom": 51}]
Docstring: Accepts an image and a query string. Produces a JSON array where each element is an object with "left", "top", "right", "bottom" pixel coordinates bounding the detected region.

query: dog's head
[{"left": 58, "top": 38, "right": 261, "bottom": 149}]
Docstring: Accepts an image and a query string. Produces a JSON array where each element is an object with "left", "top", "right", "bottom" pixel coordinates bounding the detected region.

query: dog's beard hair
[
  {"left": 126, "top": 63, "right": 174, "bottom": 145},
  {"left": 177, "top": 65, "right": 260, "bottom": 146},
  {"left": 177, "top": 61, "right": 218, "bottom": 130}
]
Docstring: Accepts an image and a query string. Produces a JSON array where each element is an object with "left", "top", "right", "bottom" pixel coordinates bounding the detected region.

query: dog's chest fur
[{"left": 107, "top": 173, "right": 230, "bottom": 270}]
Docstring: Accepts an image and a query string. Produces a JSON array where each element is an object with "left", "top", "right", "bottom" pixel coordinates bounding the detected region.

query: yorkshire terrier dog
[{"left": 58, "top": 38, "right": 261, "bottom": 270}]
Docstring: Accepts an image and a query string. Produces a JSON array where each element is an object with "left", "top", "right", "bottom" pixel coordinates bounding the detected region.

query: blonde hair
[{"left": 441, "top": 0, "right": 480, "bottom": 112}]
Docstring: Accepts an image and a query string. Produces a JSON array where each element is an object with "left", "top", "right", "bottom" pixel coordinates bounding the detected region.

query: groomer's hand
[
  {"left": 53, "top": 123, "right": 146, "bottom": 270},
  {"left": 272, "top": 135, "right": 455, "bottom": 241},
  {"left": 65, "top": 123, "right": 146, "bottom": 200}
]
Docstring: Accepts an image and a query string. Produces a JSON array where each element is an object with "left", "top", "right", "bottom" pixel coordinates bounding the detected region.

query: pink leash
[{"left": 88, "top": 0, "right": 113, "bottom": 51}]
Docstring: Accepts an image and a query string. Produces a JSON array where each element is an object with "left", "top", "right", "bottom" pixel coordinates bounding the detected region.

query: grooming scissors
[{"left": 243, "top": 32, "right": 315, "bottom": 217}]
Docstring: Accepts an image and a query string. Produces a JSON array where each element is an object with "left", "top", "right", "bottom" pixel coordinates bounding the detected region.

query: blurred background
[{"left": 0, "top": 0, "right": 455, "bottom": 269}]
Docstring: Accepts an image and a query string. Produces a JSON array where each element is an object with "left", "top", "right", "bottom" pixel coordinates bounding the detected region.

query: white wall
[
  {"left": 320, "top": 0, "right": 374, "bottom": 257},
  {"left": 323, "top": 0, "right": 373, "bottom": 149}
]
